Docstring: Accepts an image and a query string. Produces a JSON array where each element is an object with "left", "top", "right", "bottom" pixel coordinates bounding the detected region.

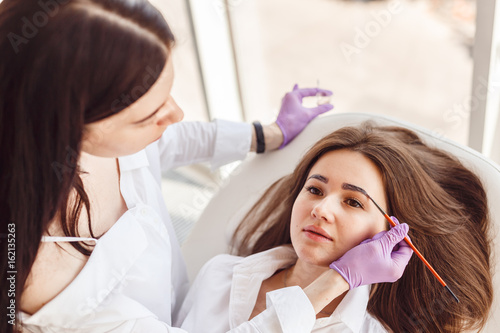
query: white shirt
[
  {"left": 22, "top": 120, "right": 296, "bottom": 333},
  {"left": 177, "top": 245, "right": 388, "bottom": 333}
]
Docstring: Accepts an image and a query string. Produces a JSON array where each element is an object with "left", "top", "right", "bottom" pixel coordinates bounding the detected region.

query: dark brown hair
[
  {"left": 0, "top": 1, "right": 174, "bottom": 331},
  {"left": 232, "top": 123, "right": 493, "bottom": 332}
]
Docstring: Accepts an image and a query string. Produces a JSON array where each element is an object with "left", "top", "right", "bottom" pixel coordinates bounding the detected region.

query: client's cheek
[{"left": 350, "top": 230, "right": 372, "bottom": 247}]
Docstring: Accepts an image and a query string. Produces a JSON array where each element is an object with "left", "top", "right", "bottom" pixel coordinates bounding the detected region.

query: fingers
[
  {"left": 316, "top": 88, "right": 333, "bottom": 96},
  {"left": 360, "top": 230, "right": 387, "bottom": 245},
  {"left": 377, "top": 223, "right": 412, "bottom": 281},
  {"left": 391, "top": 239, "right": 414, "bottom": 268},
  {"left": 310, "top": 103, "right": 333, "bottom": 116},
  {"left": 364, "top": 219, "right": 406, "bottom": 248},
  {"left": 329, "top": 263, "right": 352, "bottom": 289},
  {"left": 361, "top": 217, "right": 399, "bottom": 245},
  {"left": 360, "top": 239, "right": 371, "bottom": 245},
  {"left": 395, "top": 235, "right": 413, "bottom": 253},
  {"left": 389, "top": 216, "right": 413, "bottom": 245},
  {"left": 393, "top": 239, "right": 413, "bottom": 256},
  {"left": 382, "top": 223, "right": 409, "bottom": 249},
  {"left": 294, "top": 87, "right": 333, "bottom": 99},
  {"left": 292, "top": 83, "right": 299, "bottom": 91},
  {"left": 370, "top": 230, "right": 387, "bottom": 241}
]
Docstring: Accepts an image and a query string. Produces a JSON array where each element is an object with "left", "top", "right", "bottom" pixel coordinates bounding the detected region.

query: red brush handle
[{"left": 384, "top": 213, "right": 447, "bottom": 287}]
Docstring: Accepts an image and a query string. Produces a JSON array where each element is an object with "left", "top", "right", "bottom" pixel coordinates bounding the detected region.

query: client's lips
[{"left": 303, "top": 225, "right": 333, "bottom": 242}]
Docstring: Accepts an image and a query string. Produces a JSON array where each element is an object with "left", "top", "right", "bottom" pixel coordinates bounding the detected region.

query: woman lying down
[{"left": 176, "top": 123, "right": 493, "bottom": 333}]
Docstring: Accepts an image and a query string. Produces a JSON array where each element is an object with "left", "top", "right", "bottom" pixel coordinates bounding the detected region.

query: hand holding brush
[
  {"left": 329, "top": 221, "right": 413, "bottom": 289},
  {"left": 341, "top": 182, "right": 460, "bottom": 303}
]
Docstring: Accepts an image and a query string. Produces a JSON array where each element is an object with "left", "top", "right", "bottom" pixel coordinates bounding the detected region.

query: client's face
[{"left": 290, "top": 149, "right": 388, "bottom": 267}]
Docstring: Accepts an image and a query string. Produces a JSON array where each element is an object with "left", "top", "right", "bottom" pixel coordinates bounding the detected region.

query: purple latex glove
[
  {"left": 329, "top": 219, "right": 413, "bottom": 289},
  {"left": 276, "top": 84, "right": 333, "bottom": 148}
]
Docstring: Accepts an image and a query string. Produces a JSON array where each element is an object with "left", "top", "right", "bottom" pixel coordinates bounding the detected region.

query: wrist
[
  {"left": 252, "top": 121, "right": 265, "bottom": 153},
  {"left": 329, "top": 262, "right": 352, "bottom": 290},
  {"left": 263, "top": 123, "right": 284, "bottom": 151},
  {"left": 250, "top": 122, "right": 284, "bottom": 152},
  {"left": 303, "top": 269, "right": 349, "bottom": 314}
]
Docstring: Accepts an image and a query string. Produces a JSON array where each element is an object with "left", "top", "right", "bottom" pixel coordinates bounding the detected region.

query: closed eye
[
  {"left": 136, "top": 116, "right": 156, "bottom": 127},
  {"left": 305, "top": 185, "right": 322, "bottom": 196},
  {"left": 345, "top": 198, "right": 364, "bottom": 209},
  {"left": 133, "top": 101, "right": 166, "bottom": 125}
]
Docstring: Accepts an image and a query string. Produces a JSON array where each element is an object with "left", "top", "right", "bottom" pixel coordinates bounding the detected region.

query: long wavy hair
[
  {"left": 232, "top": 123, "right": 493, "bottom": 332},
  {"left": 0, "top": 1, "right": 174, "bottom": 331}
]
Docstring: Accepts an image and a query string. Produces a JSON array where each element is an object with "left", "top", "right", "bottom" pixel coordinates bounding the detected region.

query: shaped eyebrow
[
  {"left": 341, "top": 182, "right": 368, "bottom": 197},
  {"left": 307, "top": 174, "right": 329, "bottom": 183}
]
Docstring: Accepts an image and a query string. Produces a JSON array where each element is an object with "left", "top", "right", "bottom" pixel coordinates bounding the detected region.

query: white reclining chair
[{"left": 181, "top": 113, "right": 500, "bottom": 331}]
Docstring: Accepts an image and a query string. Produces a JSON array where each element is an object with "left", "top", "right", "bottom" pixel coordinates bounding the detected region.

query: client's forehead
[{"left": 308, "top": 150, "right": 387, "bottom": 204}]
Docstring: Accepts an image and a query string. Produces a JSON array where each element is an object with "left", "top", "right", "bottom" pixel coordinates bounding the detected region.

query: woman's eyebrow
[
  {"left": 133, "top": 100, "right": 165, "bottom": 124},
  {"left": 342, "top": 182, "right": 368, "bottom": 197},
  {"left": 307, "top": 174, "right": 329, "bottom": 183}
]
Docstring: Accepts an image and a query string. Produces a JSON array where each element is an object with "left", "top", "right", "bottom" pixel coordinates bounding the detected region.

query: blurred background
[{"left": 149, "top": 0, "right": 498, "bottom": 244}]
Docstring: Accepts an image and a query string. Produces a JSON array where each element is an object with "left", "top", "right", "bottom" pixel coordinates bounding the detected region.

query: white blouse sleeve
[{"left": 157, "top": 119, "right": 252, "bottom": 171}]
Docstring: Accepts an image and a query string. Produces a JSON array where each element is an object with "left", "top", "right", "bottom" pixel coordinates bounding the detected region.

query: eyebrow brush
[{"left": 342, "top": 183, "right": 460, "bottom": 303}]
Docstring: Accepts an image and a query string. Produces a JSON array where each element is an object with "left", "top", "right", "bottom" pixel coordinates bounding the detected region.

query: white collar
[{"left": 118, "top": 149, "right": 149, "bottom": 171}]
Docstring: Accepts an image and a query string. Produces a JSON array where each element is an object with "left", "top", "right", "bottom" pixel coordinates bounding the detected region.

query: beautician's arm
[
  {"left": 157, "top": 85, "right": 331, "bottom": 170},
  {"left": 250, "top": 123, "right": 284, "bottom": 152}
]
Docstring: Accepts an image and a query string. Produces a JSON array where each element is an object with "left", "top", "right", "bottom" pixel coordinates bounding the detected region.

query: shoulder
[{"left": 20, "top": 241, "right": 88, "bottom": 315}]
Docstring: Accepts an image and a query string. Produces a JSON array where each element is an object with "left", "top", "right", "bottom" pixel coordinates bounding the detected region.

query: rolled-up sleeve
[{"left": 157, "top": 119, "right": 252, "bottom": 171}]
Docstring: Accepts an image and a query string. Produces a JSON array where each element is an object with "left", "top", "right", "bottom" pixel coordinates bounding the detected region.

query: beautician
[{"left": 0, "top": 0, "right": 333, "bottom": 332}]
